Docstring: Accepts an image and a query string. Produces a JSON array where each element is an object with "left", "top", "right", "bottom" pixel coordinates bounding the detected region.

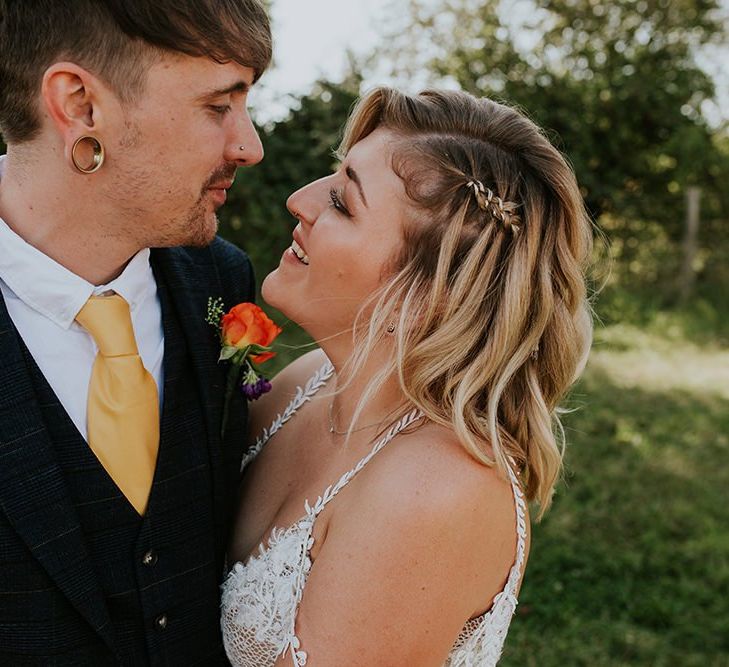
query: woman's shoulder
[
  {"left": 323, "top": 422, "right": 529, "bottom": 620},
  {"left": 268, "top": 347, "right": 331, "bottom": 399},
  {"left": 246, "top": 348, "right": 331, "bottom": 442},
  {"left": 352, "top": 423, "right": 517, "bottom": 576},
  {"left": 362, "top": 423, "right": 519, "bottom": 528}
]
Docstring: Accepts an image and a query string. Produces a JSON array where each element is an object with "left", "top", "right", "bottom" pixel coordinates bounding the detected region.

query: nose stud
[{"left": 238, "top": 146, "right": 245, "bottom": 151}]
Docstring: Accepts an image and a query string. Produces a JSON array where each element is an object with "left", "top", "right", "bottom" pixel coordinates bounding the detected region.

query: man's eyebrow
[
  {"left": 197, "top": 80, "right": 251, "bottom": 101},
  {"left": 345, "top": 166, "right": 368, "bottom": 208}
]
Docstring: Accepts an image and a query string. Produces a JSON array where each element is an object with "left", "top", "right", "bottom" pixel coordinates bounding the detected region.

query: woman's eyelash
[
  {"left": 329, "top": 188, "right": 351, "bottom": 216},
  {"left": 209, "top": 104, "right": 232, "bottom": 115}
]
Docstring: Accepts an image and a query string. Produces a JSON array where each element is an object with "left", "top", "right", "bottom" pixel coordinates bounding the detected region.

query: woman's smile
[{"left": 290, "top": 238, "right": 310, "bottom": 265}]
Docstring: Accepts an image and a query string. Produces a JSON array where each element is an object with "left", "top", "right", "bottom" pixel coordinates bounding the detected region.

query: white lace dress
[{"left": 221, "top": 361, "right": 528, "bottom": 667}]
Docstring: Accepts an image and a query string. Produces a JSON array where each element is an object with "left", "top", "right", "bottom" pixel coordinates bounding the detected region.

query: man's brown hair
[{"left": 0, "top": 0, "right": 272, "bottom": 143}]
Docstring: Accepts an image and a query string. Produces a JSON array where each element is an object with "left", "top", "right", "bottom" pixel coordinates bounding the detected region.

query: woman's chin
[
  {"left": 261, "top": 271, "right": 300, "bottom": 322},
  {"left": 260, "top": 271, "right": 284, "bottom": 311},
  {"left": 262, "top": 269, "right": 348, "bottom": 343}
]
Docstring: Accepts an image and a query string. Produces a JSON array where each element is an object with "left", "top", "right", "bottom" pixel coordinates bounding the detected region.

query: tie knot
[{"left": 75, "top": 294, "right": 139, "bottom": 357}]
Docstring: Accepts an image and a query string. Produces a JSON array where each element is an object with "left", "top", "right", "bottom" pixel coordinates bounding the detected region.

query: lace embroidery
[
  {"left": 239, "top": 360, "right": 335, "bottom": 473},
  {"left": 222, "top": 360, "right": 527, "bottom": 667},
  {"left": 221, "top": 517, "right": 315, "bottom": 666}
]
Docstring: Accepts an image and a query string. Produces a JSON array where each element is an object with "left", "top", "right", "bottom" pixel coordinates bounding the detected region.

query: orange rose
[{"left": 221, "top": 303, "right": 282, "bottom": 363}]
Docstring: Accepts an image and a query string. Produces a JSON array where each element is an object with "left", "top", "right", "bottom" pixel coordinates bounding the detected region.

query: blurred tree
[
  {"left": 381, "top": 0, "right": 729, "bottom": 301},
  {"left": 218, "top": 72, "right": 361, "bottom": 283}
]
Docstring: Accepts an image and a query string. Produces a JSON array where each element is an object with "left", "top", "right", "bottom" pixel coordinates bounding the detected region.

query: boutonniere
[{"left": 206, "top": 298, "right": 282, "bottom": 437}]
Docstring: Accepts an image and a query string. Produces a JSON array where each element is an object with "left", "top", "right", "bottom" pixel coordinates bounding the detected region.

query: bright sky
[
  {"left": 252, "top": 0, "right": 395, "bottom": 122},
  {"left": 254, "top": 0, "right": 728, "bottom": 127}
]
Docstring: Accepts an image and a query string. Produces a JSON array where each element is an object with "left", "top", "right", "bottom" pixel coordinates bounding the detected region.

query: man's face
[{"left": 103, "top": 53, "right": 263, "bottom": 248}]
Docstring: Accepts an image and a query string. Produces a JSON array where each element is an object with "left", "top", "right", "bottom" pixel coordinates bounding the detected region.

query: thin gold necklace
[{"left": 327, "top": 401, "right": 389, "bottom": 436}]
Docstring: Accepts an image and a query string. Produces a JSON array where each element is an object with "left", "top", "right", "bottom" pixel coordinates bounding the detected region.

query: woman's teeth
[{"left": 291, "top": 239, "right": 310, "bottom": 265}]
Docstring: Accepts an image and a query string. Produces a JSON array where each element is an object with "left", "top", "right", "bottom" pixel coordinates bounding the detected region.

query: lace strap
[
  {"left": 304, "top": 408, "right": 424, "bottom": 519},
  {"left": 239, "top": 360, "right": 335, "bottom": 473},
  {"left": 284, "top": 408, "right": 424, "bottom": 667},
  {"left": 502, "top": 461, "right": 528, "bottom": 594}
]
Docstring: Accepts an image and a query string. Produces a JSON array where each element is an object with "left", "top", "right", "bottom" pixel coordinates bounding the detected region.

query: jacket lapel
[
  {"left": 0, "top": 294, "right": 115, "bottom": 651},
  {"left": 150, "top": 248, "right": 228, "bottom": 550}
]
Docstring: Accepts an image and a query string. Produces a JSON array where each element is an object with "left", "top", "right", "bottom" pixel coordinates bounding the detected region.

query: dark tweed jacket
[{"left": 0, "top": 237, "right": 253, "bottom": 665}]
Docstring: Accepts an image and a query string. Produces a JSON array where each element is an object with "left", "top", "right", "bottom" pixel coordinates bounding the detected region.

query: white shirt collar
[{"left": 0, "top": 154, "right": 155, "bottom": 330}]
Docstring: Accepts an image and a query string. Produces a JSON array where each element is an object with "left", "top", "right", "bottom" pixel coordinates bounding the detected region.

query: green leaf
[
  {"left": 219, "top": 346, "right": 239, "bottom": 361},
  {"left": 248, "top": 343, "right": 273, "bottom": 354}
]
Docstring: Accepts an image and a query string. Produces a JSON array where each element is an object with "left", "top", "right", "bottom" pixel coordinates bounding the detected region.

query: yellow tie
[{"left": 75, "top": 294, "right": 159, "bottom": 515}]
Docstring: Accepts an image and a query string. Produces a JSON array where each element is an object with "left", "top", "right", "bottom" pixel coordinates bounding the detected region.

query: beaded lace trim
[
  {"left": 222, "top": 360, "right": 527, "bottom": 667},
  {"left": 239, "top": 360, "right": 335, "bottom": 474}
]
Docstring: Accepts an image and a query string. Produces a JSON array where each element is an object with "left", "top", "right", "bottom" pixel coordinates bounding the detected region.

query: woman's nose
[
  {"left": 286, "top": 181, "right": 325, "bottom": 226},
  {"left": 286, "top": 190, "right": 311, "bottom": 226}
]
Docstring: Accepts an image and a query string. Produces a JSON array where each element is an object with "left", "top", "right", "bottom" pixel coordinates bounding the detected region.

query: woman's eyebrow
[{"left": 345, "top": 166, "right": 369, "bottom": 208}]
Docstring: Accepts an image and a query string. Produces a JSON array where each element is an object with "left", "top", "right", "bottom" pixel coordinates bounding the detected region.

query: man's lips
[
  {"left": 208, "top": 180, "right": 234, "bottom": 191},
  {"left": 206, "top": 180, "right": 234, "bottom": 207}
]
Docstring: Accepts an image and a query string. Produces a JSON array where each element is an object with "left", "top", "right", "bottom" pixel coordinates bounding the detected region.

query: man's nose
[{"left": 225, "top": 113, "right": 264, "bottom": 166}]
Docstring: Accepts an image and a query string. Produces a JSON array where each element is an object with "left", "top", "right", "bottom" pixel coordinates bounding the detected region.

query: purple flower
[{"left": 241, "top": 375, "right": 273, "bottom": 401}]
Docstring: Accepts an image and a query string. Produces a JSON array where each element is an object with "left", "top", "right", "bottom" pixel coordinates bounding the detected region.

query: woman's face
[{"left": 262, "top": 128, "right": 408, "bottom": 341}]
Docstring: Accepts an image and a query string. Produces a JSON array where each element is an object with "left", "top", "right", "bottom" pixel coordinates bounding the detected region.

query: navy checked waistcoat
[{"left": 0, "top": 238, "right": 253, "bottom": 665}]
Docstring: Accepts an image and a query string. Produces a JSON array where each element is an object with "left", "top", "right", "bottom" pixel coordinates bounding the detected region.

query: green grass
[{"left": 501, "top": 324, "right": 729, "bottom": 666}]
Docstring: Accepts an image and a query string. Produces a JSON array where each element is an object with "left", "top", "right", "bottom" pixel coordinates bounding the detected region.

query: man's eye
[
  {"left": 329, "top": 188, "right": 351, "bottom": 216},
  {"left": 209, "top": 105, "right": 232, "bottom": 115}
]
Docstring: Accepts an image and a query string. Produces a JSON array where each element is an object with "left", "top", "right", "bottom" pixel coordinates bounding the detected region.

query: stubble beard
[
  {"left": 181, "top": 194, "right": 219, "bottom": 247},
  {"left": 107, "top": 130, "right": 233, "bottom": 248},
  {"left": 178, "top": 162, "right": 237, "bottom": 247}
]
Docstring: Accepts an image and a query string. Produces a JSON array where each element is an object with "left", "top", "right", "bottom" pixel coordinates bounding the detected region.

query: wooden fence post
[{"left": 678, "top": 186, "right": 701, "bottom": 303}]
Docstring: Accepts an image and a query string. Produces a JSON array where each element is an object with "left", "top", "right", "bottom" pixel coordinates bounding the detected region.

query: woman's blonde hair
[{"left": 336, "top": 87, "right": 593, "bottom": 520}]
